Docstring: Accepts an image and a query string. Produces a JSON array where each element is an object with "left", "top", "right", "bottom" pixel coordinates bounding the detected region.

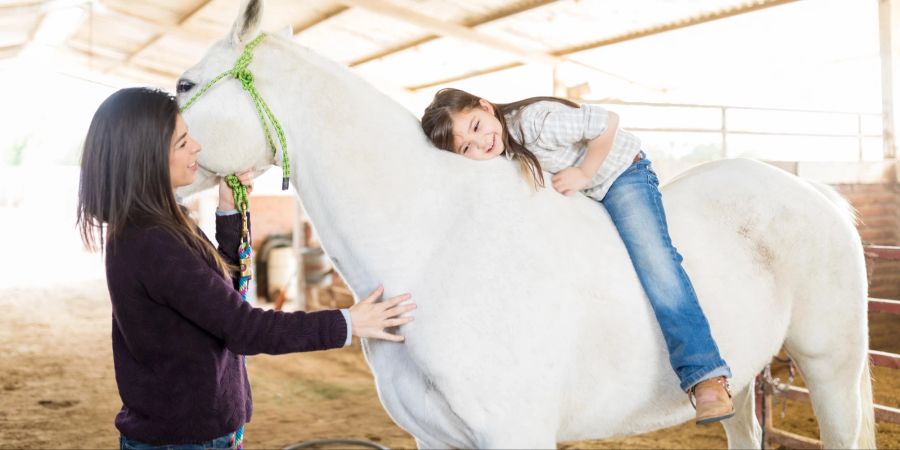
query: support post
[
  {"left": 879, "top": 0, "right": 899, "bottom": 160},
  {"left": 293, "top": 201, "right": 306, "bottom": 311}
]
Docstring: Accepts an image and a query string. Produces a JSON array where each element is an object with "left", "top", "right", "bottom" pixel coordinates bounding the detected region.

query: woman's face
[
  {"left": 449, "top": 99, "right": 506, "bottom": 161},
  {"left": 169, "top": 114, "right": 202, "bottom": 190}
]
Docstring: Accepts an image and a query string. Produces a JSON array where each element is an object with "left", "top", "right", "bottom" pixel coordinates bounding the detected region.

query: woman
[{"left": 77, "top": 87, "right": 415, "bottom": 448}]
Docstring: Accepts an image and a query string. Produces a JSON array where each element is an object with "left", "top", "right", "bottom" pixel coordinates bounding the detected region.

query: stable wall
[{"left": 835, "top": 182, "right": 900, "bottom": 299}]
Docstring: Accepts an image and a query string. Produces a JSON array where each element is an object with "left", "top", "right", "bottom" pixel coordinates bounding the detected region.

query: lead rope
[
  {"left": 225, "top": 175, "right": 250, "bottom": 450},
  {"left": 179, "top": 32, "right": 292, "bottom": 308},
  {"left": 225, "top": 175, "right": 252, "bottom": 299},
  {"left": 179, "top": 35, "right": 291, "bottom": 450},
  {"left": 225, "top": 176, "right": 249, "bottom": 450}
]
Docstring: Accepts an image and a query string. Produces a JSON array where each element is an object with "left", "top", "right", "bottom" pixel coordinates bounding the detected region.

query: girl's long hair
[
  {"left": 420, "top": 88, "right": 579, "bottom": 189},
  {"left": 77, "top": 87, "right": 232, "bottom": 278}
]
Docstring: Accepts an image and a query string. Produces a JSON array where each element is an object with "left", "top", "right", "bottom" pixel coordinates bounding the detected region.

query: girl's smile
[{"left": 449, "top": 99, "right": 506, "bottom": 161}]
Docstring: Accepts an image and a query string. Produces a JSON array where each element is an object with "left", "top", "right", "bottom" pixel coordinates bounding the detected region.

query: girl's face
[
  {"left": 449, "top": 99, "right": 505, "bottom": 161},
  {"left": 169, "top": 114, "right": 202, "bottom": 190}
]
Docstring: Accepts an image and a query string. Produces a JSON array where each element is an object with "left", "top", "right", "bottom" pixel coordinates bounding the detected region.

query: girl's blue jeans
[{"left": 601, "top": 152, "right": 732, "bottom": 392}]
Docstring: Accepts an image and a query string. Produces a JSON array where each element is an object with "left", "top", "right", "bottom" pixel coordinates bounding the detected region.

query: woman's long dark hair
[
  {"left": 77, "top": 87, "right": 231, "bottom": 278},
  {"left": 420, "top": 88, "right": 579, "bottom": 189}
]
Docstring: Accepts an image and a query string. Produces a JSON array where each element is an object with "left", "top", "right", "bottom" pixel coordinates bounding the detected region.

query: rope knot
[
  {"left": 225, "top": 174, "right": 250, "bottom": 215},
  {"left": 225, "top": 174, "right": 242, "bottom": 190},
  {"left": 233, "top": 67, "right": 254, "bottom": 90}
]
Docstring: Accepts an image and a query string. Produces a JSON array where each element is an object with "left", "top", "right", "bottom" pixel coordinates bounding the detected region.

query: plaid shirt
[{"left": 505, "top": 101, "right": 642, "bottom": 201}]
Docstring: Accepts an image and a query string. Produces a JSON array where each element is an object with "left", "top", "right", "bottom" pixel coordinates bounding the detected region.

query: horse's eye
[{"left": 176, "top": 79, "right": 196, "bottom": 94}]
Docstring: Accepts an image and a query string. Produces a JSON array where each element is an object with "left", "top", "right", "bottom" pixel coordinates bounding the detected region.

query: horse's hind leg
[
  {"left": 784, "top": 325, "right": 867, "bottom": 448},
  {"left": 474, "top": 422, "right": 556, "bottom": 449},
  {"left": 721, "top": 383, "right": 762, "bottom": 449}
]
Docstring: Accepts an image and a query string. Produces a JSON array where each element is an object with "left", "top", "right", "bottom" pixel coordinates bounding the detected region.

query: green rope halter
[
  {"left": 180, "top": 33, "right": 291, "bottom": 191},
  {"left": 178, "top": 33, "right": 291, "bottom": 307}
]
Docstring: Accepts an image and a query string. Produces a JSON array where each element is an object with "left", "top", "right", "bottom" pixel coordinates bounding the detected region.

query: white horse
[{"left": 176, "top": 1, "right": 875, "bottom": 448}]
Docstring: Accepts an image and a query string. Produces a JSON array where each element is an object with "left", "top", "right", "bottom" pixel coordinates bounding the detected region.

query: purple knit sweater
[{"left": 105, "top": 213, "right": 347, "bottom": 444}]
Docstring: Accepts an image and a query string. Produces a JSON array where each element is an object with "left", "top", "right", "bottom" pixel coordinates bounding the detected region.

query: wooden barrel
[
  {"left": 256, "top": 234, "right": 292, "bottom": 301},
  {"left": 266, "top": 247, "right": 297, "bottom": 301},
  {"left": 302, "top": 247, "right": 333, "bottom": 288}
]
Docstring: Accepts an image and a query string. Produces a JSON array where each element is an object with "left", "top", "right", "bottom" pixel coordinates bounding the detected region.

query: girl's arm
[
  {"left": 550, "top": 110, "right": 619, "bottom": 196},
  {"left": 579, "top": 110, "right": 619, "bottom": 177}
]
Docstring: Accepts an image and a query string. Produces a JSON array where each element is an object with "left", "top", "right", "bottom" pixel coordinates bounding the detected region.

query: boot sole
[{"left": 695, "top": 410, "right": 736, "bottom": 425}]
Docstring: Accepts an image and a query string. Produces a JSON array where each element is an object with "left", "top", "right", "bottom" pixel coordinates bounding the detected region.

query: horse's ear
[
  {"left": 275, "top": 25, "right": 293, "bottom": 38},
  {"left": 230, "top": 0, "right": 264, "bottom": 47}
]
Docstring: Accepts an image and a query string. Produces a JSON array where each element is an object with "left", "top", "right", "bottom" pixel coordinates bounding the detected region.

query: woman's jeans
[
  {"left": 120, "top": 426, "right": 242, "bottom": 450},
  {"left": 602, "top": 153, "right": 732, "bottom": 392}
]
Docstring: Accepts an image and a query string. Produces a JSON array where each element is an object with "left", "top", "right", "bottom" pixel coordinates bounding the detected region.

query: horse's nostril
[{"left": 176, "top": 79, "right": 195, "bottom": 94}]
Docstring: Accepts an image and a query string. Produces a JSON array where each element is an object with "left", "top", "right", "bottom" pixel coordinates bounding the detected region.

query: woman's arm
[{"left": 138, "top": 228, "right": 414, "bottom": 354}]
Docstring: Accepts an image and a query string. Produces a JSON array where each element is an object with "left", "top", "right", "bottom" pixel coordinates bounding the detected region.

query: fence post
[
  {"left": 859, "top": 113, "right": 864, "bottom": 161},
  {"left": 721, "top": 106, "right": 728, "bottom": 159}
]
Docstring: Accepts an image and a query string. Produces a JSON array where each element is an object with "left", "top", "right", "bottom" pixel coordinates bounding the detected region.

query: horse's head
[{"left": 175, "top": 0, "right": 281, "bottom": 197}]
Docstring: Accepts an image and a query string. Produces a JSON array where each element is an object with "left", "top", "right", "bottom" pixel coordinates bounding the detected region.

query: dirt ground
[{"left": 0, "top": 280, "right": 898, "bottom": 449}]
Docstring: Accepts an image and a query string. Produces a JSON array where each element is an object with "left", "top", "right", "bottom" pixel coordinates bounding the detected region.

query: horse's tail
[
  {"left": 858, "top": 359, "right": 877, "bottom": 449},
  {"left": 805, "top": 179, "right": 860, "bottom": 226}
]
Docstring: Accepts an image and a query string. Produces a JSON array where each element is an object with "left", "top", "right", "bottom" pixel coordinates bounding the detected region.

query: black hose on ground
[{"left": 283, "top": 438, "right": 390, "bottom": 450}]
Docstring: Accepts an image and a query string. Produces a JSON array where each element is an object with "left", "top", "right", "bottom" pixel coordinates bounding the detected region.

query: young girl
[
  {"left": 78, "top": 87, "right": 415, "bottom": 448},
  {"left": 421, "top": 88, "right": 733, "bottom": 425}
]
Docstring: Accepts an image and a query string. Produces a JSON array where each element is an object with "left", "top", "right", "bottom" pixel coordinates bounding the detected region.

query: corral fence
[{"left": 590, "top": 100, "right": 883, "bottom": 162}]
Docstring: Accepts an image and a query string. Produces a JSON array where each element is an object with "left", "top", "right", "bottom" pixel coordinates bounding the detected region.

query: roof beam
[
  {"left": 101, "top": 6, "right": 221, "bottom": 41},
  {"left": 551, "top": 0, "right": 800, "bottom": 56},
  {"left": 110, "top": 0, "right": 215, "bottom": 73},
  {"left": 0, "top": 44, "right": 24, "bottom": 59},
  {"left": 348, "top": 0, "right": 556, "bottom": 67},
  {"left": 292, "top": 4, "right": 350, "bottom": 35},
  {"left": 26, "top": 9, "right": 44, "bottom": 41},
  {"left": 0, "top": 1, "right": 42, "bottom": 14},
  {"left": 68, "top": 39, "right": 127, "bottom": 61},
  {"left": 407, "top": 0, "right": 801, "bottom": 91},
  {"left": 62, "top": 43, "right": 125, "bottom": 71},
  {"left": 69, "top": 40, "right": 182, "bottom": 78},
  {"left": 335, "top": 0, "right": 563, "bottom": 66}
]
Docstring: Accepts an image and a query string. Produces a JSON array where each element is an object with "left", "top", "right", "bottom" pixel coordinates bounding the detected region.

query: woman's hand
[
  {"left": 349, "top": 285, "right": 415, "bottom": 342},
  {"left": 551, "top": 167, "right": 592, "bottom": 196},
  {"left": 218, "top": 169, "right": 254, "bottom": 211}
]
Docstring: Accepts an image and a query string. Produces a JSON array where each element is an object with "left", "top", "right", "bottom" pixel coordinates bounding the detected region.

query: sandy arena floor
[{"left": 0, "top": 279, "right": 897, "bottom": 449}]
